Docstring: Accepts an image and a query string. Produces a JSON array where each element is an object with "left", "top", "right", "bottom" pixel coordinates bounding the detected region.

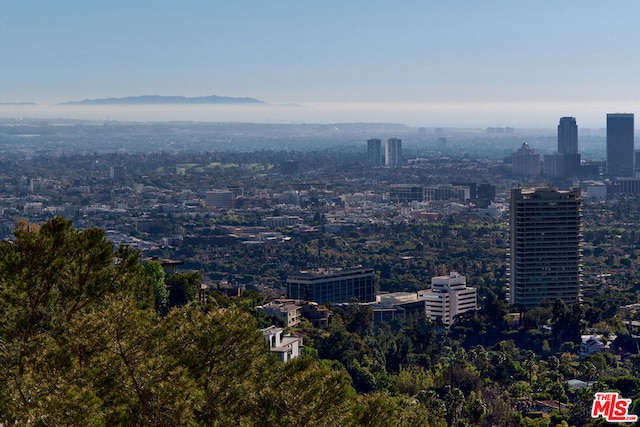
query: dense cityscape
[{"left": 1, "top": 114, "right": 640, "bottom": 425}]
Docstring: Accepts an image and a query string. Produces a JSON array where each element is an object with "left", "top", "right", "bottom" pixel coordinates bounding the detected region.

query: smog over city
[{"left": 3, "top": 2, "right": 640, "bottom": 426}]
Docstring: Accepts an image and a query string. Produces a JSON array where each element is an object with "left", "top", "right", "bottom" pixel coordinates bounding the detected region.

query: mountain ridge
[{"left": 60, "top": 95, "right": 265, "bottom": 105}]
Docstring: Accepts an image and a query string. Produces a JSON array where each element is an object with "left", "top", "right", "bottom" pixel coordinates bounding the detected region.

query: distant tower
[
  {"left": 367, "top": 138, "right": 382, "bottom": 167},
  {"left": 511, "top": 142, "right": 540, "bottom": 176},
  {"left": 557, "top": 117, "right": 580, "bottom": 177},
  {"left": 607, "top": 113, "right": 634, "bottom": 177},
  {"left": 558, "top": 117, "right": 578, "bottom": 155},
  {"left": 385, "top": 138, "right": 402, "bottom": 167},
  {"left": 110, "top": 166, "right": 126, "bottom": 181},
  {"left": 509, "top": 186, "right": 582, "bottom": 309}
]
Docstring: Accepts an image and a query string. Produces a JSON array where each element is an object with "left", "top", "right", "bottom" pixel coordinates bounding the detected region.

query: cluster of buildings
[
  {"left": 510, "top": 114, "right": 639, "bottom": 197},
  {"left": 272, "top": 267, "right": 478, "bottom": 329},
  {"left": 262, "top": 183, "right": 583, "bottom": 361},
  {"left": 367, "top": 138, "right": 402, "bottom": 167},
  {"left": 259, "top": 270, "right": 479, "bottom": 361},
  {"left": 370, "top": 271, "right": 477, "bottom": 327},
  {"left": 258, "top": 114, "right": 639, "bottom": 363},
  {"left": 270, "top": 183, "right": 584, "bottom": 333}
]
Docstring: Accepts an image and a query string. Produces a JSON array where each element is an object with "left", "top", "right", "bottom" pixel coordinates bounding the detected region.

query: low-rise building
[
  {"left": 262, "top": 326, "right": 303, "bottom": 362},
  {"left": 257, "top": 300, "right": 302, "bottom": 327},
  {"left": 300, "top": 301, "right": 331, "bottom": 329},
  {"left": 257, "top": 299, "right": 330, "bottom": 328},
  {"left": 287, "top": 267, "right": 375, "bottom": 304},
  {"left": 579, "top": 334, "right": 611, "bottom": 359}
]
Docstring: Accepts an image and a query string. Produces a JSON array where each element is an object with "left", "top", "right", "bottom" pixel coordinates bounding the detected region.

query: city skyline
[{"left": 4, "top": 2, "right": 640, "bottom": 127}]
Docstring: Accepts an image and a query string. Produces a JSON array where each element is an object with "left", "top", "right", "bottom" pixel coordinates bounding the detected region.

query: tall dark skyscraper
[
  {"left": 509, "top": 187, "right": 582, "bottom": 309},
  {"left": 367, "top": 138, "right": 382, "bottom": 167},
  {"left": 557, "top": 117, "right": 580, "bottom": 178},
  {"left": 607, "top": 113, "right": 635, "bottom": 177},
  {"left": 558, "top": 117, "right": 578, "bottom": 155}
]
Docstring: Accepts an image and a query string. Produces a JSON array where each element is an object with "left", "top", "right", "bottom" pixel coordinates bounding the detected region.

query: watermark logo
[{"left": 592, "top": 392, "right": 638, "bottom": 423}]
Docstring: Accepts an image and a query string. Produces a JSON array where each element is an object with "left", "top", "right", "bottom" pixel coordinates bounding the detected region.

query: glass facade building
[{"left": 287, "top": 268, "right": 375, "bottom": 304}]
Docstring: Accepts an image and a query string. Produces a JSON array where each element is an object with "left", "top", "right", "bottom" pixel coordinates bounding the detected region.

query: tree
[
  {"left": 143, "top": 259, "right": 168, "bottom": 314},
  {"left": 444, "top": 387, "right": 465, "bottom": 426},
  {"left": 522, "top": 350, "right": 537, "bottom": 386},
  {"left": 552, "top": 300, "right": 583, "bottom": 345},
  {"left": 0, "top": 217, "right": 154, "bottom": 424},
  {"left": 259, "top": 357, "right": 356, "bottom": 427},
  {"left": 166, "top": 271, "right": 202, "bottom": 308},
  {"left": 0, "top": 218, "right": 364, "bottom": 425}
]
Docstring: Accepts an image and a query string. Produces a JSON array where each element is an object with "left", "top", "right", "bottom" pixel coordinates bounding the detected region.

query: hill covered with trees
[
  {"left": 0, "top": 217, "right": 435, "bottom": 426},
  {"left": 3, "top": 217, "right": 640, "bottom": 426}
]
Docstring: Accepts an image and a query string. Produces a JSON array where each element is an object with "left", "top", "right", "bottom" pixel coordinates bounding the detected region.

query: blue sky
[{"left": 3, "top": 1, "right": 640, "bottom": 126}]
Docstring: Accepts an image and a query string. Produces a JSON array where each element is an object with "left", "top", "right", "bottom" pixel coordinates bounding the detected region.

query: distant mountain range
[{"left": 60, "top": 95, "right": 265, "bottom": 105}]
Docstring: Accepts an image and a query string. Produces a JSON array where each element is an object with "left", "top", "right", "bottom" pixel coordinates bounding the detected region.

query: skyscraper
[
  {"left": 385, "top": 138, "right": 402, "bottom": 167},
  {"left": 558, "top": 117, "right": 578, "bottom": 155},
  {"left": 367, "top": 138, "right": 382, "bottom": 167},
  {"left": 557, "top": 116, "right": 580, "bottom": 177},
  {"left": 509, "top": 187, "right": 582, "bottom": 309},
  {"left": 607, "top": 113, "right": 635, "bottom": 177}
]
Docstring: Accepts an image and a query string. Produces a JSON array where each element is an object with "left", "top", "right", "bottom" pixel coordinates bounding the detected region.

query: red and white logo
[{"left": 592, "top": 392, "right": 638, "bottom": 423}]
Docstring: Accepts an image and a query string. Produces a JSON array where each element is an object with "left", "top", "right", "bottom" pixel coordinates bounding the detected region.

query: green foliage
[
  {"left": 166, "top": 271, "right": 202, "bottom": 308},
  {"left": 350, "top": 392, "right": 437, "bottom": 427},
  {"left": 0, "top": 218, "right": 363, "bottom": 426},
  {"left": 5, "top": 206, "right": 640, "bottom": 426},
  {"left": 143, "top": 259, "right": 168, "bottom": 314}
]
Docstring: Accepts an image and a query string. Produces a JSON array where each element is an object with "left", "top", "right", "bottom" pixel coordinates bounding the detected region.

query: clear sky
[{"left": 3, "top": 1, "right": 640, "bottom": 127}]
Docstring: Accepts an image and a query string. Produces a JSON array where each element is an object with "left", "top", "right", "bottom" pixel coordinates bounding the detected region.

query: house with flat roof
[
  {"left": 261, "top": 326, "right": 303, "bottom": 362},
  {"left": 257, "top": 299, "right": 331, "bottom": 328}
]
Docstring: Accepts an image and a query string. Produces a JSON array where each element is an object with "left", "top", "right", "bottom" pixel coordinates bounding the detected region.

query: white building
[
  {"left": 418, "top": 272, "right": 477, "bottom": 327},
  {"left": 511, "top": 142, "right": 541, "bottom": 176},
  {"left": 385, "top": 138, "right": 402, "bottom": 167},
  {"left": 581, "top": 181, "right": 607, "bottom": 200},
  {"left": 579, "top": 334, "right": 613, "bottom": 359},
  {"left": 262, "top": 326, "right": 303, "bottom": 362},
  {"left": 257, "top": 301, "right": 302, "bottom": 327}
]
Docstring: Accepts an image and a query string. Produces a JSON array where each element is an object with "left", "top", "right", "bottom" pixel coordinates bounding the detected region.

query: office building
[
  {"left": 287, "top": 267, "right": 375, "bottom": 304},
  {"left": 543, "top": 153, "right": 564, "bottom": 178},
  {"left": 418, "top": 272, "right": 477, "bottom": 327},
  {"left": 385, "top": 138, "right": 402, "bottom": 167},
  {"left": 558, "top": 117, "right": 578, "bottom": 155},
  {"left": 509, "top": 187, "right": 582, "bottom": 309},
  {"left": 423, "top": 184, "right": 471, "bottom": 202},
  {"left": 476, "top": 183, "right": 496, "bottom": 208},
  {"left": 607, "top": 113, "right": 634, "bottom": 177},
  {"left": 367, "top": 138, "right": 382, "bottom": 167},
  {"left": 206, "top": 189, "right": 234, "bottom": 208},
  {"left": 389, "top": 184, "right": 423, "bottom": 202},
  {"left": 558, "top": 117, "right": 581, "bottom": 178},
  {"left": 511, "top": 143, "right": 541, "bottom": 176}
]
